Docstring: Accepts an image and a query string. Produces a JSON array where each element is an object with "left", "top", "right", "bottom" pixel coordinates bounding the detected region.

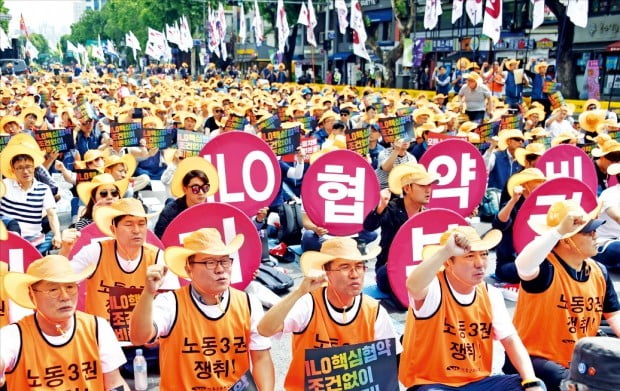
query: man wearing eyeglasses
[
  {"left": 130, "top": 228, "right": 275, "bottom": 391},
  {"left": 0, "top": 255, "right": 130, "bottom": 390},
  {"left": 257, "top": 237, "right": 401, "bottom": 391},
  {"left": 73, "top": 102, "right": 103, "bottom": 160}
]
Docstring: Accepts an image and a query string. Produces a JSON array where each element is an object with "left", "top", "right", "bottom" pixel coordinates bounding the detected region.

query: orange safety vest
[
  {"left": 85, "top": 239, "right": 159, "bottom": 320},
  {"left": 159, "top": 286, "right": 252, "bottom": 390},
  {"left": 513, "top": 253, "right": 606, "bottom": 368},
  {"left": 399, "top": 271, "right": 494, "bottom": 388},
  {"left": 6, "top": 311, "right": 104, "bottom": 391},
  {"left": 284, "top": 288, "right": 379, "bottom": 391}
]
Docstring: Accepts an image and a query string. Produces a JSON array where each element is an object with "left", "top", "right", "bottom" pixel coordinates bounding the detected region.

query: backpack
[
  {"left": 478, "top": 187, "right": 501, "bottom": 222},
  {"left": 255, "top": 264, "right": 294, "bottom": 294}
]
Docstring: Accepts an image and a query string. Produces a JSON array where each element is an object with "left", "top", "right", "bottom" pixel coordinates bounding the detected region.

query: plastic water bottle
[{"left": 133, "top": 348, "right": 148, "bottom": 391}]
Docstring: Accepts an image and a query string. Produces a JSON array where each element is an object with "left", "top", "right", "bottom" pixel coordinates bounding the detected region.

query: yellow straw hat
[
  {"left": 388, "top": 162, "right": 440, "bottom": 195},
  {"left": 528, "top": 200, "right": 603, "bottom": 239},
  {"left": 422, "top": 226, "right": 502, "bottom": 261},
  {"left": 3, "top": 255, "right": 96, "bottom": 309},
  {"left": 76, "top": 173, "right": 129, "bottom": 205},
  {"left": 300, "top": 237, "right": 380, "bottom": 277},
  {"left": 0, "top": 140, "right": 45, "bottom": 179},
  {"left": 164, "top": 228, "right": 244, "bottom": 279},
  {"left": 103, "top": 154, "right": 137, "bottom": 178},
  {"left": 515, "top": 143, "right": 547, "bottom": 167},
  {"left": 94, "top": 198, "right": 156, "bottom": 238},
  {"left": 170, "top": 156, "right": 219, "bottom": 198},
  {"left": 506, "top": 168, "right": 546, "bottom": 197}
]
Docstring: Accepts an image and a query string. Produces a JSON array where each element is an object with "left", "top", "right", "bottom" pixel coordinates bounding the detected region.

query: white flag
[
  {"left": 335, "top": 0, "right": 348, "bottom": 34},
  {"left": 276, "top": 0, "right": 290, "bottom": 53},
  {"left": 67, "top": 40, "right": 79, "bottom": 55},
  {"left": 239, "top": 3, "right": 247, "bottom": 44},
  {"left": 217, "top": 3, "right": 227, "bottom": 45},
  {"left": 350, "top": 0, "right": 370, "bottom": 61},
  {"left": 179, "top": 15, "right": 193, "bottom": 52},
  {"left": 208, "top": 7, "right": 221, "bottom": 57},
  {"left": 145, "top": 27, "right": 167, "bottom": 59},
  {"left": 482, "top": 0, "right": 502, "bottom": 43},
  {"left": 424, "top": 0, "right": 443, "bottom": 30},
  {"left": 0, "top": 28, "right": 11, "bottom": 51},
  {"left": 452, "top": 0, "right": 464, "bottom": 23},
  {"left": 252, "top": 0, "right": 264, "bottom": 46},
  {"left": 307, "top": 0, "right": 318, "bottom": 47},
  {"left": 297, "top": 3, "right": 309, "bottom": 26},
  {"left": 531, "top": 0, "right": 544, "bottom": 30},
  {"left": 566, "top": 0, "right": 587, "bottom": 28},
  {"left": 465, "top": 0, "right": 483, "bottom": 25},
  {"left": 25, "top": 39, "right": 38, "bottom": 59}
]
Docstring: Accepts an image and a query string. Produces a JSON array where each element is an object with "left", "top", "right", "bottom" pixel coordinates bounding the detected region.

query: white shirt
[
  {"left": 71, "top": 241, "right": 180, "bottom": 290},
  {"left": 152, "top": 287, "right": 271, "bottom": 351},
  {"left": 0, "top": 315, "right": 126, "bottom": 375},
  {"left": 598, "top": 184, "right": 620, "bottom": 242},
  {"left": 277, "top": 290, "right": 403, "bottom": 354},
  {"left": 1, "top": 178, "right": 55, "bottom": 238},
  {"left": 411, "top": 277, "right": 516, "bottom": 341}
]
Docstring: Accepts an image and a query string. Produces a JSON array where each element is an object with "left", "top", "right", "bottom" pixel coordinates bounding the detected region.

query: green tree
[{"left": 0, "top": 0, "right": 9, "bottom": 32}]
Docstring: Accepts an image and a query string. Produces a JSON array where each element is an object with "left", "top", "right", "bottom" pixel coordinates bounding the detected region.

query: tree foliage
[{"left": 0, "top": 0, "right": 8, "bottom": 32}]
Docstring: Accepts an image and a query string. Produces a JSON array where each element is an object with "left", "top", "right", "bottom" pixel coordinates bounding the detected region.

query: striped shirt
[{"left": 0, "top": 178, "right": 55, "bottom": 238}]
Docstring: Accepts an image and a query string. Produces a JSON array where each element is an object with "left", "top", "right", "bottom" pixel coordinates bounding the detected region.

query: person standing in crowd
[
  {"left": 507, "top": 200, "right": 620, "bottom": 389},
  {"left": 482, "top": 60, "right": 505, "bottom": 98},
  {"left": 527, "top": 58, "right": 553, "bottom": 116},
  {"left": 129, "top": 228, "right": 275, "bottom": 390},
  {"left": 458, "top": 72, "right": 493, "bottom": 123},
  {"left": 400, "top": 226, "right": 544, "bottom": 391},
  {"left": 364, "top": 163, "right": 439, "bottom": 308},
  {"left": 0, "top": 255, "right": 129, "bottom": 390},
  {"left": 433, "top": 66, "right": 451, "bottom": 96},
  {"left": 452, "top": 57, "right": 470, "bottom": 92},
  {"left": 503, "top": 58, "right": 529, "bottom": 110},
  {"left": 257, "top": 237, "right": 401, "bottom": 391}
]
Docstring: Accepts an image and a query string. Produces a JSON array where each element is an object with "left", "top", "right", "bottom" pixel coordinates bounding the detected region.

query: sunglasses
[
  {"left": 99, "top": 189, "right": 120, "bottom": 198},
  {"left": 509, "top": 137, "right": 524, "bottom": 142},
  {"left": 215, "top": 109, "right": 224, "bottom": 113},
  {"left": 189, "top": 184, "right": 210, "bottom": 194}
]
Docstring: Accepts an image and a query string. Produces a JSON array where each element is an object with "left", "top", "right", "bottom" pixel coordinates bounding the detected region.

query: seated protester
[
  {"left": 257, "top": 237, "right": 402, "bottom": 390},
  {"left": 409, "top": 122, "right": 444, "bottom": 162},
  {"left": 368, "top": 123, "right": 384, "bottom": 169},
  {"left": 0, "top": 141, "right": 61, "bottom": 255},
  {"left": 592, "top": 140, "right": 620, "bottom": 195},
  {"left": 75, "top": 173, "right": 128, "bottom": 230},
  {"left": 203, "top": 102, "right": 225, "bottom": 135},
  {"left": 7, "top": 133, "right": 59, "bottom": 200},
  {"left": 560, "top": 336, "right": 620, "bottom": 391},
  {"left": 103, "top": 153, "right": 149, "bottom": 196},
  {"left": 311, "top": 111, "right": 339, "bottom": 146},
  {"left": 74, "top": 102, "right": 103, "bottom": 159},
  {"left": 0, "top": 115, "right": 22, "bottom": 136},
  {"left": 129, "top": 229, "right": 275, "bottom": 390},
  {"left": 523, "top": 127, "right": 549, "bottom": 145},
  {"left": 55, "top": 149, "right": 108, "bottom": 186},
  {"left": 400, "top": 226, "right": 544, "bottom": 391},
  {"left": 135, "top": 148, "right": 167, "bottom": 181},
  {"left": 0, "top": 182, "right": 20, "bottom": 235},
  {"left": 578, "top": 109, "right": 608, "bottom": 145},
  {"left": 364, "top": 163, "right": 439, "bottom": 307},
  {"left": 545, "top": 105, "right": 578, "bottom": 139},
  {"left": 59, "top": 198, "right": 180, "bottom": 321},
  {"left": 154, "top": 157, "right": 219, "bottom": 238},
  {"left": 507, "top": 200, "right": 620, "bottom": 389},
  {"left": 375, "top": 137, "right": 416, "bottom": 190},
  {"left": 593, "top": 163, "right": 620, "bottom": 269},
  {"left": 492, "top": 169, "right": 546, "bottom": 299},
  {"left": 483, "top": 129, "right": 525, "bottom": 193},
  {"left": 0, "top": 255, "right": 129, "bottom": 390},
  {"left": 523, "top": 107, "right": 545, "bottom": 133}
]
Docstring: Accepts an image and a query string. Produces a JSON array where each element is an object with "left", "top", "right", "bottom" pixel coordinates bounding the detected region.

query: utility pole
[{"left": 323, "top": 1, "right": 330, "bottom": 82}]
